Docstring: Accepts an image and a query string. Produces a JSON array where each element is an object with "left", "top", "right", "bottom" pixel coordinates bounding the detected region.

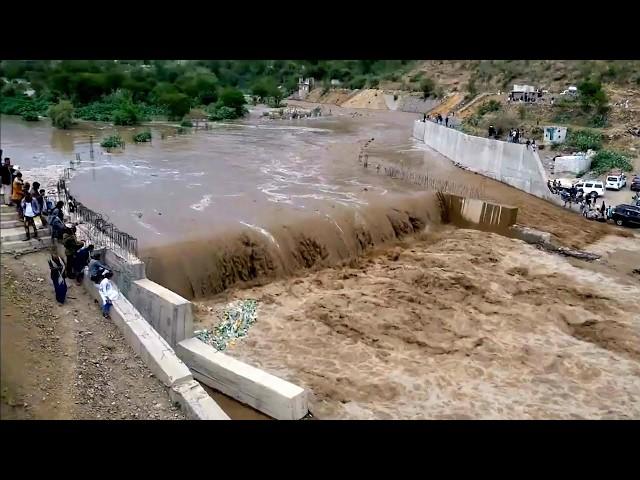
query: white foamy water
[{"left": 190, "top": 194, "right": 213, "bottom": 211}]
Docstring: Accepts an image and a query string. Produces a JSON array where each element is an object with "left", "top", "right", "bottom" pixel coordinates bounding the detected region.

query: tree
[
  {"left": 578, "top": 79, "right": 608, "bottom": 113},
  {"left": 159, "top": 92, "right": 191, "bottom": 120},
  {"left": 271, "top": 86, "right": 284, "bottom": 107},
  {"left": 420, "top": 78, "right": 437, "bottom": 99},
  {"left": 48, "top": 100, "right": 74, "bottom": 129},
  {"left": 218, "top": 87, "right": 246, "bottom": 116},
  {"left": 251, "top": 78, "right": 271, "bottom": 100}
]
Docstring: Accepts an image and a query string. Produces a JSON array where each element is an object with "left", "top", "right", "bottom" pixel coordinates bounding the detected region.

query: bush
[
  {"left": 477, "top": 100, "right": 501, "bottom": 116},
  {"left": 208, "top": 105, "right": 237, "bottom": 121},
  {"left": 589, "top": 114, "right": 609, "bottom": 128},
  {"left": 180, "top": 119, "right": 193, "bottom": 127},
  {"left": 349, "top": 76, "right": 367, "bottom": 90},
  {"left": 100, "top": 134, "right": 125, "bottom": 149},
  {"left": 483, "top": 111, "right": 518, "bottom": 138},
  {"left": 420, "top": 77, "right": 436, "bottom": 99},
  {"left": 48, "top": 100, "right": 75, "bottom": 129},
  {"left": 590, "top": 150, "right": 632, "bottom": 174},
  {"left": 133, "top": 130, "right": 152, "bottom": 143},
  {"left": 22, "top": 111, "right": 39, "bottom": 121},
  {"left": 112, "top": 103, "right": 139, "bottom": 126},
  {"left": 565, "top": 129, "right": 602, "bottom": 151},
  {"left": 518, "top": 105, "right": 527, "bottom": 120}
]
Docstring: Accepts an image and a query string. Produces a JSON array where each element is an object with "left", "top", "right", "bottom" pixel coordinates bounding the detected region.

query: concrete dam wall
[{"left": 413, "top": 120, "right": 552, "bottom": 200}]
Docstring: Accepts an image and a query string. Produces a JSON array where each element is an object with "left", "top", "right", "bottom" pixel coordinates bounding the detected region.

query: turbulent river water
[{"left": 2, "top": 107, "right": 476, "bottom": 298}]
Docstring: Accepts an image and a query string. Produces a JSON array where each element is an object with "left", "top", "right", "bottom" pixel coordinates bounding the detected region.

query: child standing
[{"left": 98, "top": 270, "right": 119, "bottom": 319}]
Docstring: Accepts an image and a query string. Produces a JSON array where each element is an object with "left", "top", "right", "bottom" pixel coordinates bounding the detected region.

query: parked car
[
  {"left": 605, "top": 174, "right": 626, "bottom": 190},
  {"left": 630, "top": 176, "right": 640, "bottom": 192},
  {"left": 574, "top": 180, "right": 605, "bottom": 198},
  {"left": 611, "top": 204, "right": 640, "bottom": 227}
]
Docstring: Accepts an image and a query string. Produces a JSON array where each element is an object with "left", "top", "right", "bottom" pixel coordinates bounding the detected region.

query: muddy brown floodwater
[
  {"left": 3, "top": 101, "right": 638, "bottom": 420},
  {"left": 3, "top": 101, "right": 622, "bottom": 300}
]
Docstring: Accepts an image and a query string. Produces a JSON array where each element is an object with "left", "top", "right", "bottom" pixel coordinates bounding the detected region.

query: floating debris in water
[{"left": 195, "top": 299, "right": 258, "bottom": 351}]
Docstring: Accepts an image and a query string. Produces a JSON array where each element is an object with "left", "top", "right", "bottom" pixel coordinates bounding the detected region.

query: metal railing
[
  {"left": 381, "top": 165, "right": 485, "bottom": 199},
  {"left": 56, "top": 159, "right": 139, "bottom": 261}
]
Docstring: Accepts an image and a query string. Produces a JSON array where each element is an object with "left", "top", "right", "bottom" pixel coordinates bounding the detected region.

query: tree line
[{"left": 0, "top": 60, "right": 417, "bottom": 128}]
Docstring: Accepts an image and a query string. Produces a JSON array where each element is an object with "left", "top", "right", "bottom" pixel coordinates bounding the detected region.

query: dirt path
[{"left": 1, "top": 250, "right": 184, "bottom": 420}]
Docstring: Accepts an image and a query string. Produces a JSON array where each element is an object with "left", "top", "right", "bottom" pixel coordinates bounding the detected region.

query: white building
[
  {"left": 298, "top": 77, "right": 314, "bottom": 100},
  {"left": 543, "top": 126, "right": 568, "bottom": 145},
  {"left": 511, "top": 84, "right": 540, "bottom": 102}
]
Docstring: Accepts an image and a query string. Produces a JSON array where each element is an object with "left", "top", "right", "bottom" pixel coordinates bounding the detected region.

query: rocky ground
[{"left": 1, "top": 250, "right": 184, "bottom": 420}]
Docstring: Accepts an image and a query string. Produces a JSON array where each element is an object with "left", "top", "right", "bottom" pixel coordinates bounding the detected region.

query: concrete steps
[
  {"left": 1, "top": 225, "right": 49, "bottom": 242},
  {"left": 0, "top": 237, "right": 50, "bottom": 254},
  {"left": 1, "top": 219, "right": 24, "bottom": 229}
]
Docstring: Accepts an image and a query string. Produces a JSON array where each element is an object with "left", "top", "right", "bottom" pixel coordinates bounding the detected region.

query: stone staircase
[{"left": 0, "top": 204, "right": 50, "bottom": 254}]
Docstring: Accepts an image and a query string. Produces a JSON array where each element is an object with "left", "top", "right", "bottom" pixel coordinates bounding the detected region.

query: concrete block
[
  {"left": 103, "top": 249, "right": 146, "bottom": 295},
  {"left": 81, "top": 275, "right": 193, "bottom": 388},
  {"left": 128, "top": 278, "right": 193, "bottom": 348},
  {"left": 413, "top": 120, "right": 552, "bottom": 201},
  {"left": 176, "top": 337, "right": 308, "bottom": 420},
  {"left": 169, "top": 379, "right": 230, "bottom": 420},
  {"left": 510, "top": 225, "right": 553, "bottom": 246}
]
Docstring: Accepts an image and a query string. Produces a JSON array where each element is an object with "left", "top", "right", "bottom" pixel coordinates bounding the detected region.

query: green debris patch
[{"left": 195, "top": 299, "right": 258, "bottom": 351}]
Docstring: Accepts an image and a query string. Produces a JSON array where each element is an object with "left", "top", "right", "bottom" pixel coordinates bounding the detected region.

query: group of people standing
[
  {"left": 485, "top": 126, "right": 537, "bottom": 150},
  {"left": 1, "top": 150, "right": 117, "bottom": 318},
  {"left": 423, "top": 112, "right": 454, "bottom": 128},
  {"left": 547, "top": 179, "right": 611, "bottom": 221}
]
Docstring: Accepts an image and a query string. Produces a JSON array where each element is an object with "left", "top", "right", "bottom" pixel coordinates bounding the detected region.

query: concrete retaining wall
[
  {"left": 443, "top": 194, "right": 518, "bottom": 233},
  {"left": 554, "top": 155, "right": 591, "bottom": 175},
  {"left": 83, "top": 241, "right": 193, "bottom": 349},
  {"left": 176, "top": 337, "right": 308, "bottom": 420},
  {"left": 74, "top": 256, "right": 228, "bottom": 420},
  {"left": 413, "top": 120, "right": 552, "bottom": 200},
  {"left": 128, "top": 279, "right": 193, "bottom": 348}
]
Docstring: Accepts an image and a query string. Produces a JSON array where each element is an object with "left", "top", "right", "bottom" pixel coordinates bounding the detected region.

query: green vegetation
[
  {"left": 133, "top": 130, "right": 152, "bottom": 143},
  {"left": 48, "top": 100, "right": 74, "bottom": 129},
  {"left": 419, "top": 77, "right": 436, "bottom": 99},
  {"left": 0, "top": 60, "right": 418, "bottom": 127},
  {"left": 565, "top": 129, "right": 602, "bottom": 151},
  {"left": 206, "top": 87, "right": 247, "bottom": 121},
  {"left": 100, "top": 134, "right": 125, "bottom": 149},
  {"left": 477, "top": 100, "right": 501, "bottom": 116},
  {"left": 180, "top": 119, "right": 193, "bottom": 127},
  {"left": 21, "top": 110, "right": 39, "bottom": 121},
  {"left": 590, "top": 150, "right": 632, "bottom": 174}
]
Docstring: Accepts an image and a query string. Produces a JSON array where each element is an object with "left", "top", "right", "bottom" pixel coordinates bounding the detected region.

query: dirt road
[{"left": 0, "top": 250, "right": 184, "bottom": 420}]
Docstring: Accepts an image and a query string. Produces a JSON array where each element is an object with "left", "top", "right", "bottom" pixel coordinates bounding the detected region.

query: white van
[
  {"left": 575, "top": 180, "right": 605, "bottom": 198},
  {"left": 605, "top": 174, "right": 626, "bottom": 191}
]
